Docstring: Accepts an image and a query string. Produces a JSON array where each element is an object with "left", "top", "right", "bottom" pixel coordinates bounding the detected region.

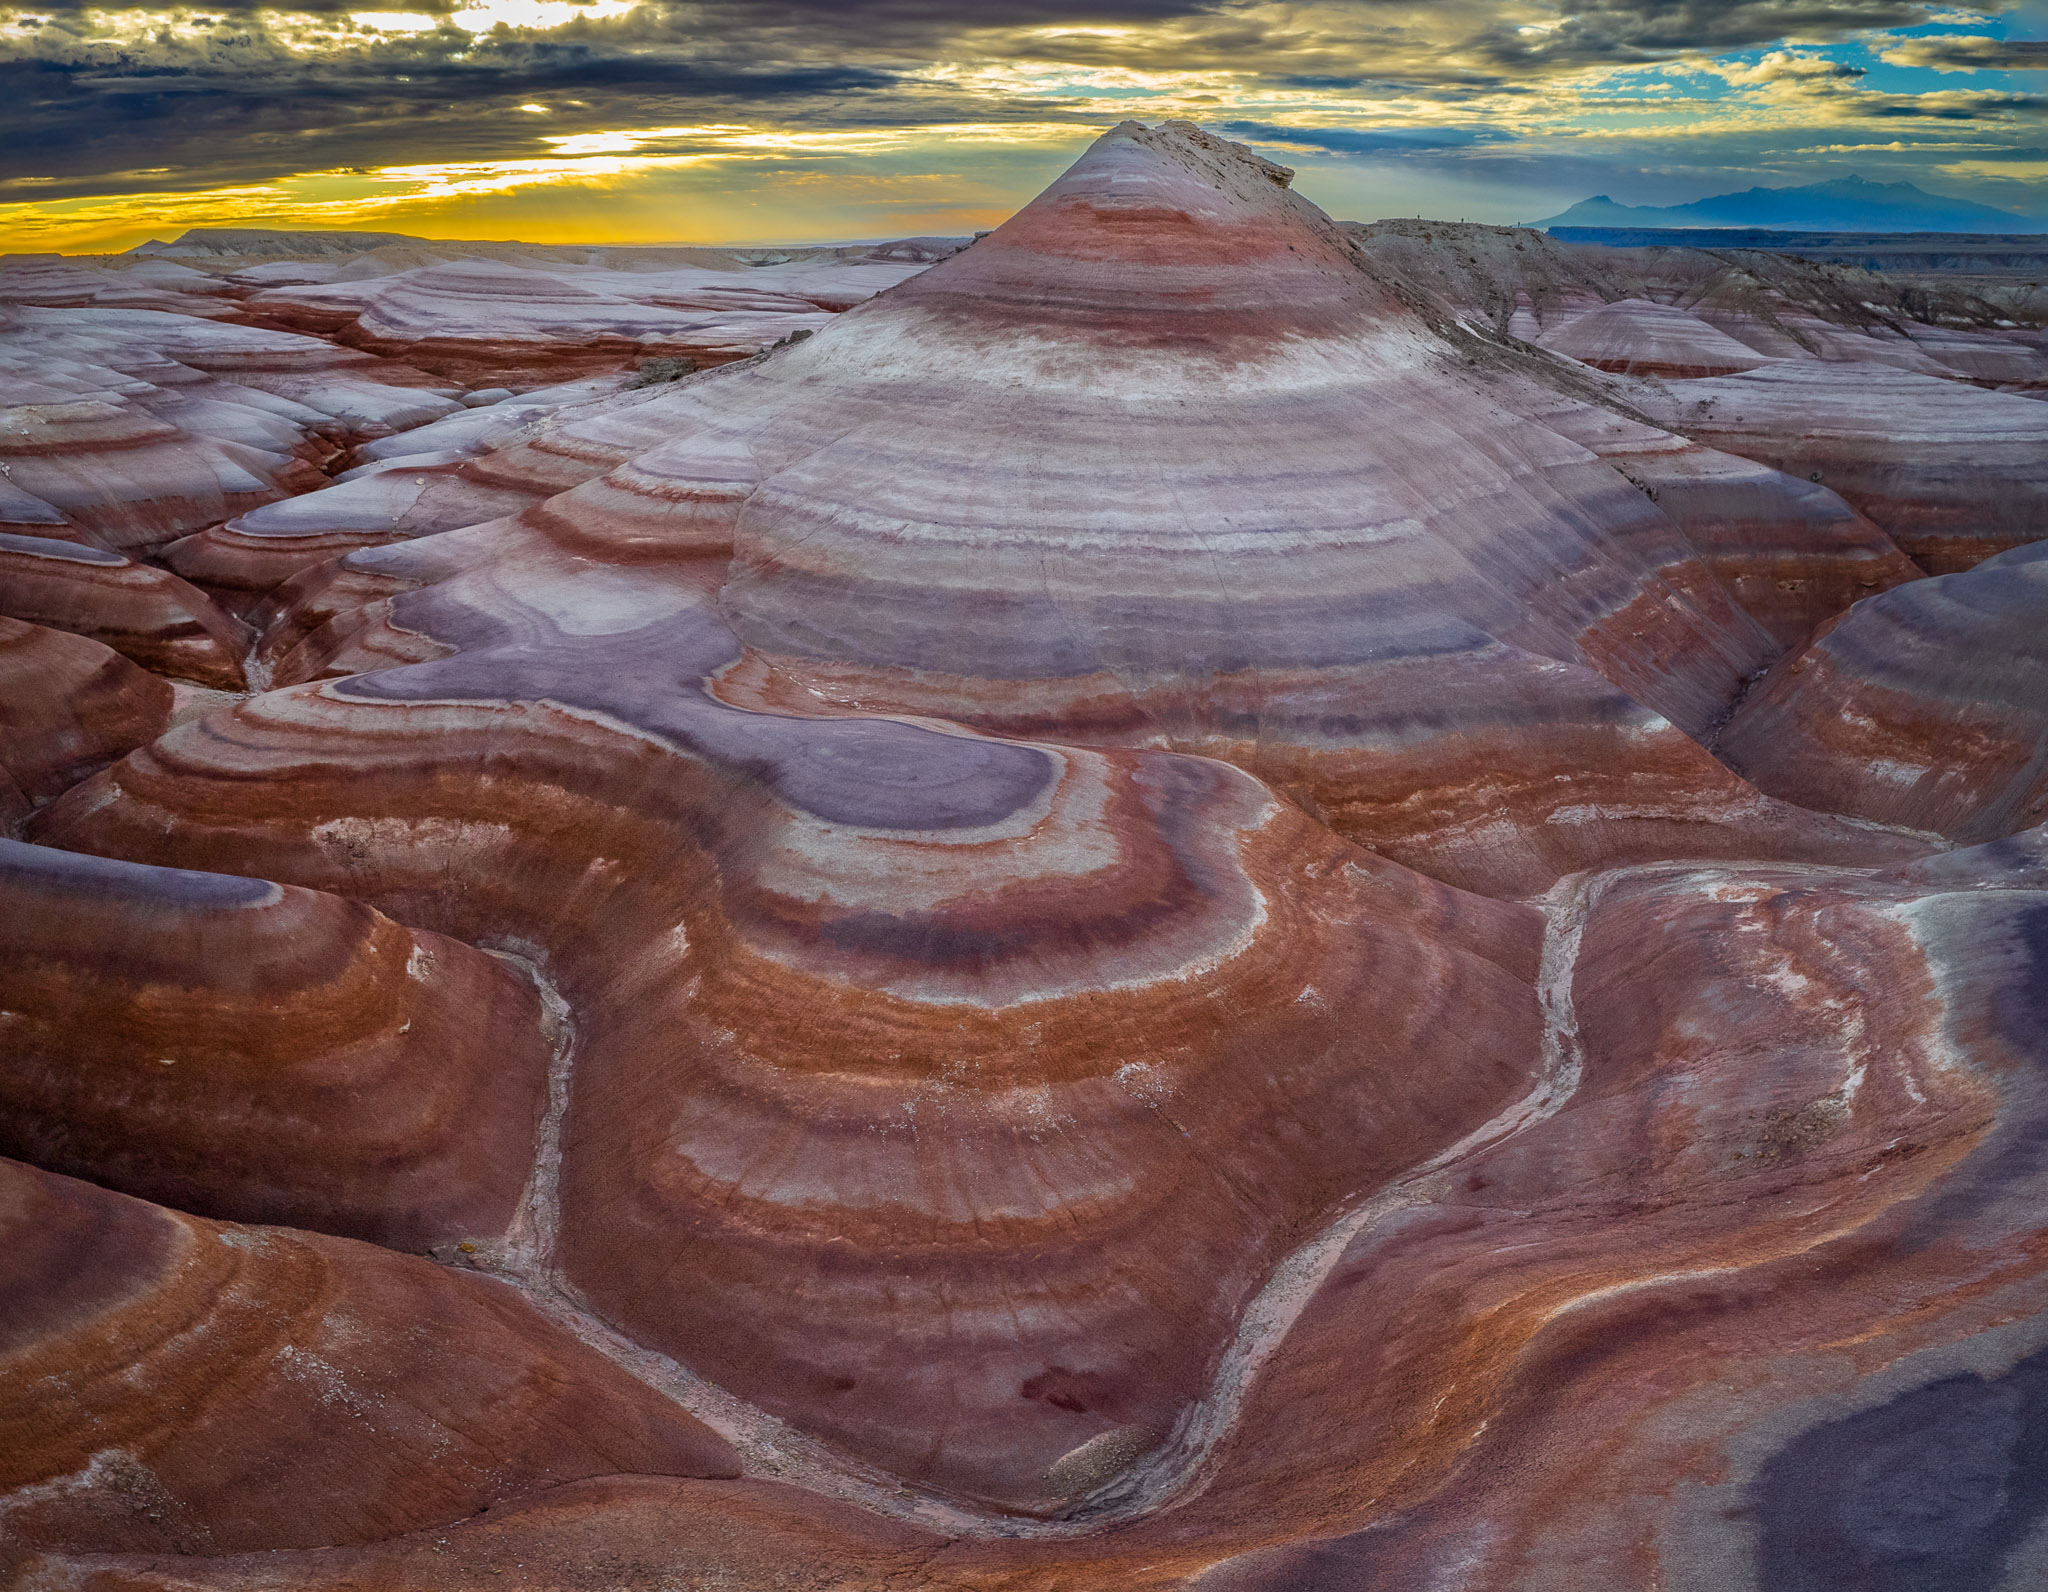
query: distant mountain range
[
  {"left": 1529, "top": 175, "right": 2041, "bottom": 234},
  {"left": 131, "top": 228, "right": 437, "bottom": 258}
]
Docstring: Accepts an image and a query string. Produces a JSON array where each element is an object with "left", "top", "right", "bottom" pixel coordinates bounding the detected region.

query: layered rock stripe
[{"left": 4, "top": 121, "right": 2047, "bottom": 1589}]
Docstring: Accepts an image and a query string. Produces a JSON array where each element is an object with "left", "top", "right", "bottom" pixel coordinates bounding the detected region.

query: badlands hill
[{"left": 2, "top": 120, "right": 2048, "bottom": 1591}]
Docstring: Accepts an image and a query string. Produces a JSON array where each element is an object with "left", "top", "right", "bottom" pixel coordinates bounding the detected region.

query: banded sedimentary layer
[
  {"left": 1348, "top": 216, "right": 2048, "bottom": 391},
  {"left": 1719, "top": 540, "right": 2048, "bottom": 839},
  {"left": 0, "top": 838, "right": 552, "bottom": 1249},
  {"left": 0, "top": 531, "right": 251, "bottom": 688},
  {"left": 0, "top": 305, "right": 462, "bottom": 556},
  {"left": 0, "top": 617, "right": 169, "bottom": 823},
  {"left": 245, "top": 254, "right": 932, "bottom": 388},
  {"left": 1176, "top": 851, "right": 2048, "bottom": 1592},
  {"left": 1535, "top": 295, "right": 1775, "bottom": 378},
  {"left": 23, "top": 555, "right": 1547, "bottom": 1509},
  {"left": 267, "top": 119, "right": 1937, "bottom": 897},
  {"left": 0, "top": 1157, "right": 739, "bottom": 1561},
  {"left": 5, "top": 119, "right": 2048, "bottom": 1592},
  {"left": 1640, "top": 360, "right": 2048, "bottom": 572}
]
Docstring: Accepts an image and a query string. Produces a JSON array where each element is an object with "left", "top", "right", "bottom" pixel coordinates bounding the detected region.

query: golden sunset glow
[{"left": 4, "top": 1, "right": 2044, "bottom": 252}]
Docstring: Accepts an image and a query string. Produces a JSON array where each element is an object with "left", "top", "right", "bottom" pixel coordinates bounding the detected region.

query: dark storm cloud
[
  {"left": 1219, "top": 119, "right": 1513, "bottom": 153},
  {"left": 0, "top": 56, "right": 940, "bottom": 195},
  {"left": 3, "top": 0, "right": 2041, "bottom": 199},
  {"left": 0, "top": 0, "right": 1164, "bottom": 190},
  {"left": 1864, "top": 90, "right": 2048, "bottom": 114},
  {"left": 5, "top": 0, "right": 1216, "bottom": 19},
  {"left": 1881, "top": 35, "right": 2048, "bottom": 70},
  {"left": 0, "top": 0, "right": 1223, "bottom": 190},
  {"left": 977, "top": 0, "right": 1962, "bottom": 89},
  {"left": 1466, "top": 0, "right": 1939, "bottom": 65}
]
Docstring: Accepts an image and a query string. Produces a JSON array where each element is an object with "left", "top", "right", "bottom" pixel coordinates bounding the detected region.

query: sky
[{"left": 2, "top": 0, "right": 2045, "bottom": 253}]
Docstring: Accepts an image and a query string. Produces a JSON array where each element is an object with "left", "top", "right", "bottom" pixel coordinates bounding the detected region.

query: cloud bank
[{"left": 2, "top": 0, "right": 2043, "bottom": 248}]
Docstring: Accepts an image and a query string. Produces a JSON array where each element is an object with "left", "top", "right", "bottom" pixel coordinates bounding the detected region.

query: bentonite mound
[
  {"left": 236, "top": 251, "right": 942, "bottom": 388},
  {"left": 1534, "top": 295, "right": 1775, "bottom": 378},
  {"left": 0, "top": 617, "right": 171, "bottom": 823},
  {"left": 1639, "top": 360, "right": 2048, "bottom": 573},
  {"left": 0, "top": 532, "right": 252, "bottom": 689},
  {"left": 220, "top": 121, "right": 1951, "bottom": 897},
  {"left": 1719, "top": 540, "right": 2048, "bottom": 838},
  {"left": 5, "top": 119, "right": 2048, "bottom": 1591}
]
